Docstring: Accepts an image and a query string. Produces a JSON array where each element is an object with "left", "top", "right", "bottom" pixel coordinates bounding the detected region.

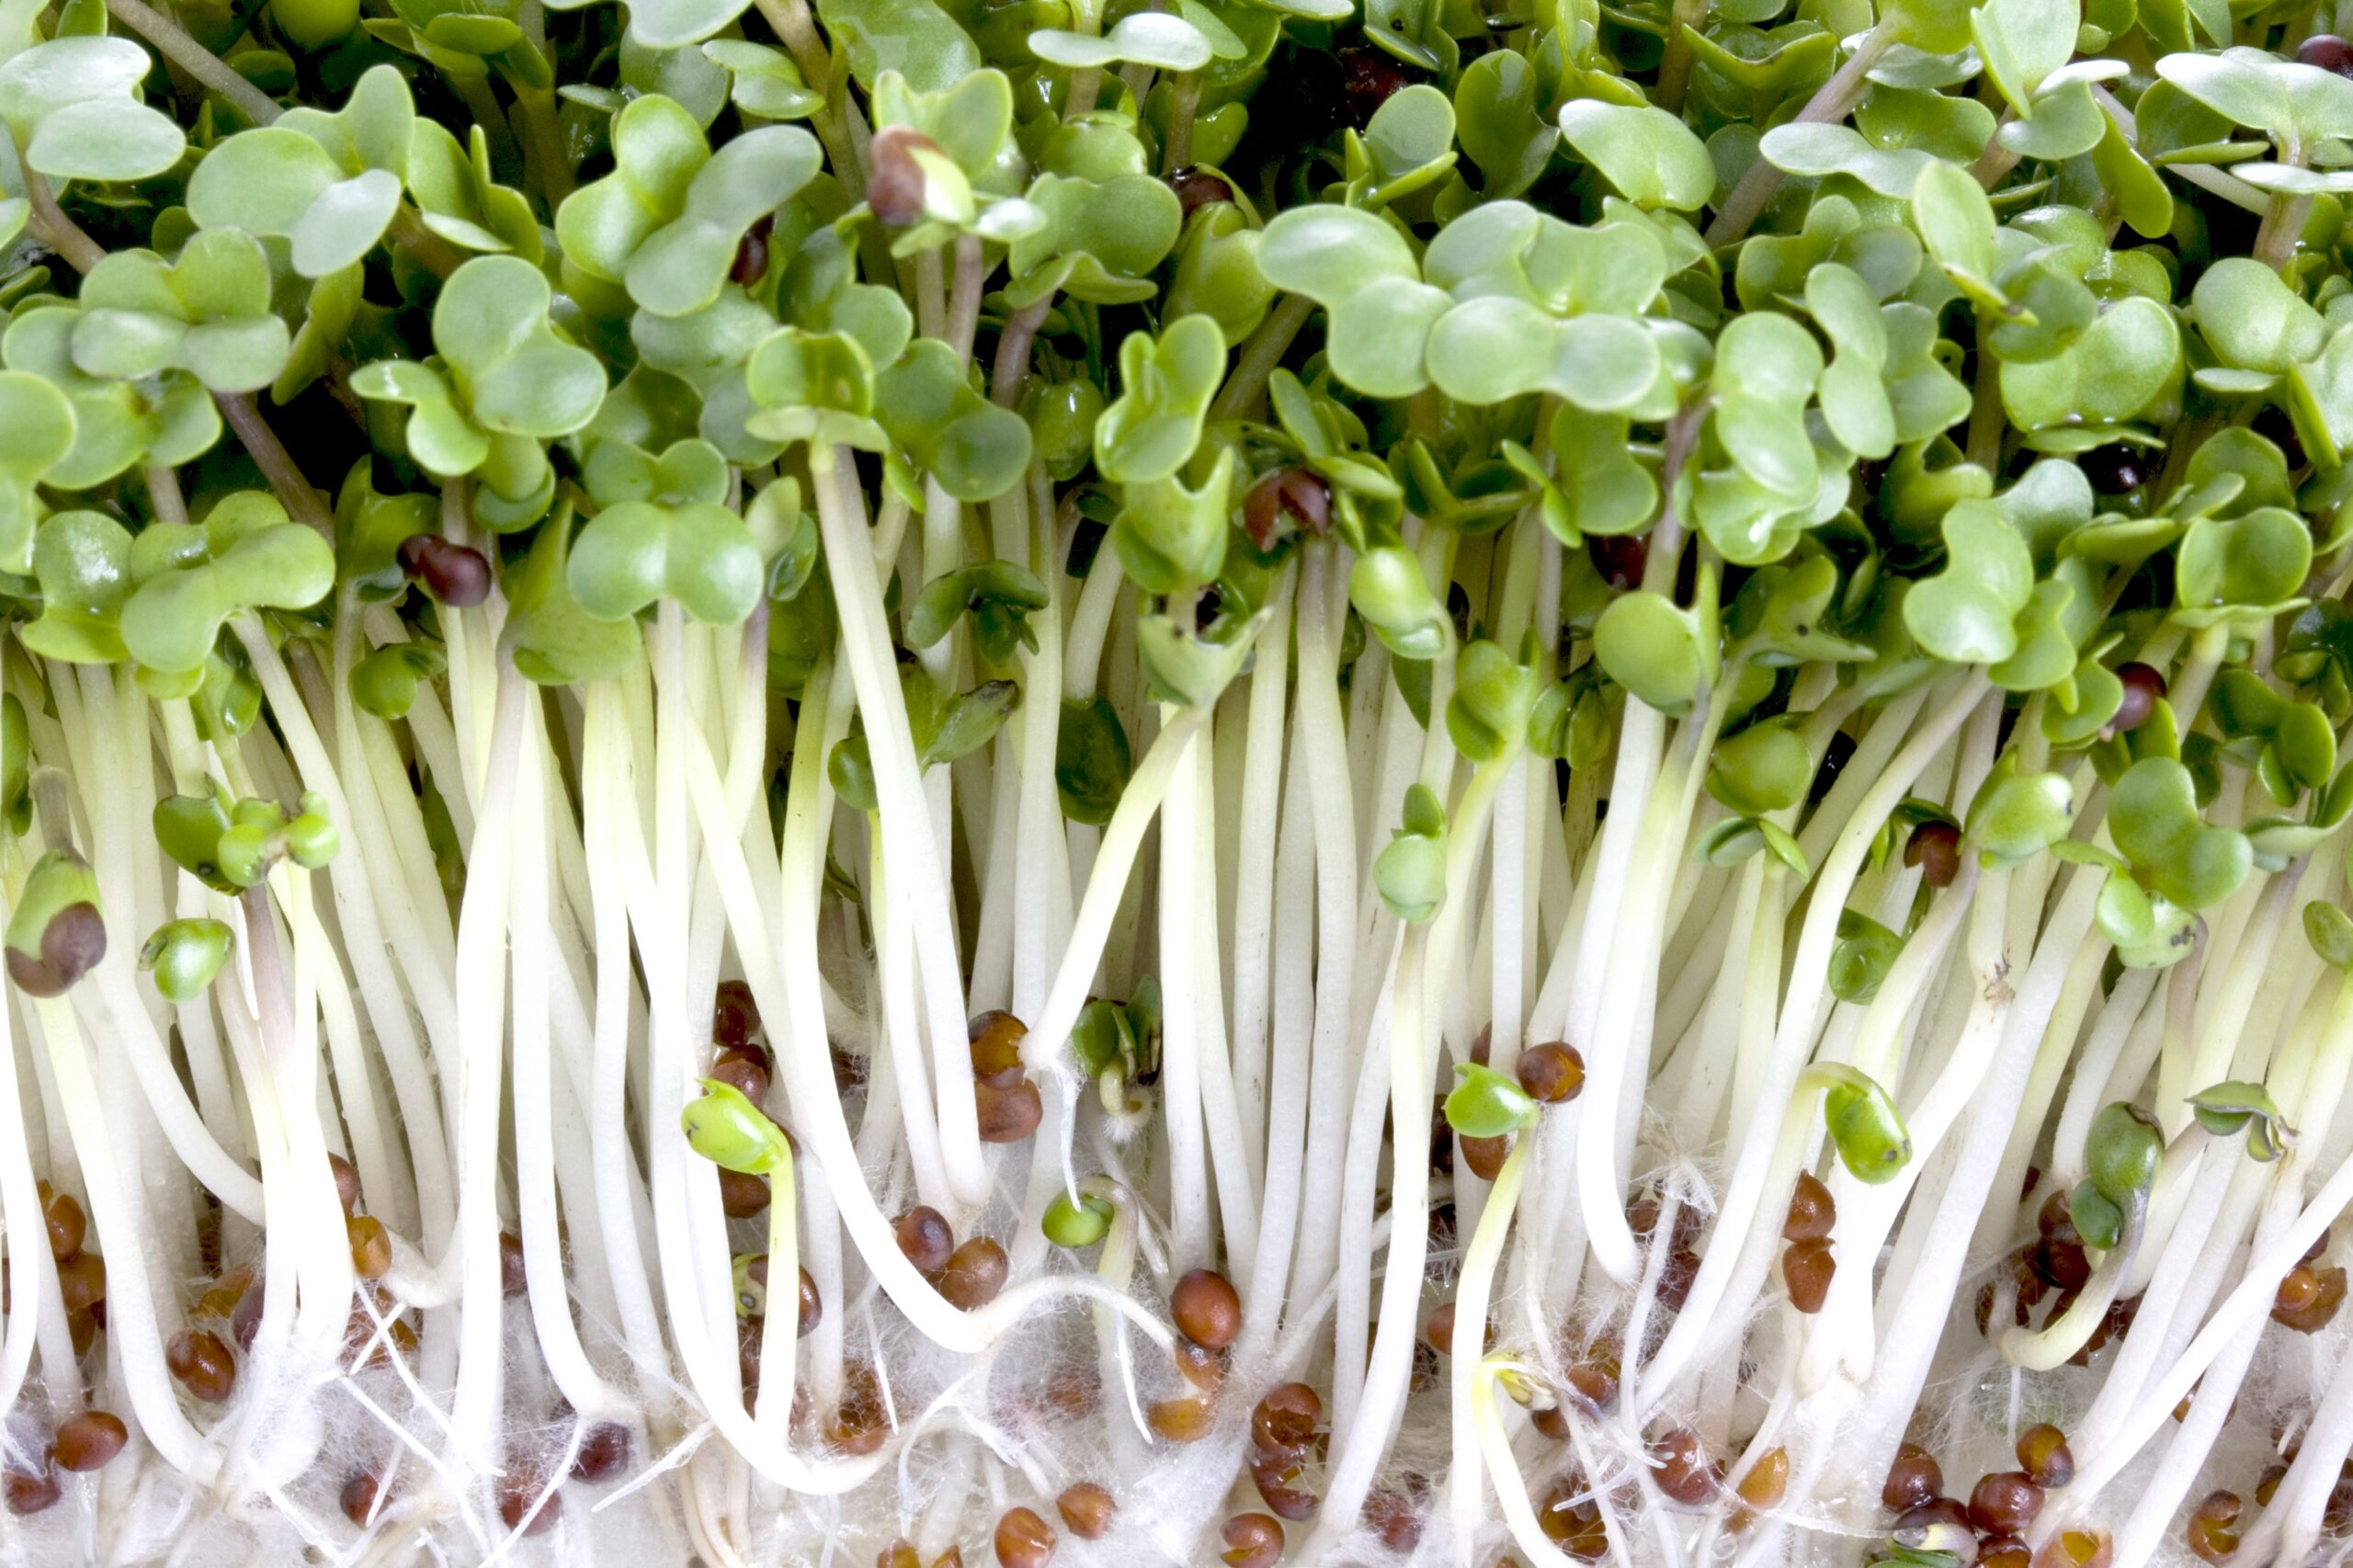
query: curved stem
[{"left": 105, "top": 0, "right": 283, "bottom": 125}]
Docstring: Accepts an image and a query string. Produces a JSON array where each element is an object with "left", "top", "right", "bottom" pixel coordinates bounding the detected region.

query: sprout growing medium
[{"left": 17, "top": 1, "right": 2353, "bottom": 1566}]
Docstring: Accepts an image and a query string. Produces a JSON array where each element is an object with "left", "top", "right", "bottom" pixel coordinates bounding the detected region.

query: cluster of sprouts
[{"left": 18, "top": 0, "right": 2353, "bottom": 1563}]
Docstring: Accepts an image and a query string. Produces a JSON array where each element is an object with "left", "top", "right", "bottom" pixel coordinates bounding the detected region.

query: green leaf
[
  {"left": 1971, "top": 0, "right": 2079, "bottom": 115},
  {"left": 0, "top": 38, "right": 186, "bottom": 182},
  {"left": 17, "top": 508, "right": 132, "bottom": 662},
  {"left": 118, "top": 494, "right": 336, "bottom": 679},
  {"left": 73, "top": 230, "right": 290, "bottom": 393},
  {"left": 1094, "top": 314, "right": 1224, "bottom": 484},
  {"left": 500, "top": 502, "right": 643, "bottom": 683},
  {"left": 1031, "top": 13, "right": 1211, "bottom": 70},
  {"left": 815, "top": 0, "right": 978, "bottom": 93},
  {"left": 1056, "top": 696, "right": 1131, "bottom": 825},
  {"left": 1999, "top": 297, "right": 2180, "bottom": 431},
  {"left": 2110, "top": 756, "right": 2252, "bottom": 910},
  {"left": 0, "top": 369, "right": 76, "bottom": 574},
  {"left": 567, "top": 499, "right": 763, "bottom": 623},
  {"left": 873, "top": 339, "right": 1033, "bottom": 502},
  {"left": 1557, "top": 99, "right": 1715, "bottom": 211},
  {"left": 2192, "top": 258, "right": 2325, "bottom": 375},
  {"left": 1593, "top": 590, "right": 1712, "bottom": 716}
]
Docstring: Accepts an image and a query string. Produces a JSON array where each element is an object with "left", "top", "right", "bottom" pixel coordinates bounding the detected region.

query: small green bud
[
  {"left": 5, "top": 853, "right": 106, "bottom": 997},
  {"left": 215, "top": 822, "right": 274, "bottom": 889},
  {"left": 284, "top": 806, "right": 338, "bottom": 869},
  {"left": 2067, "top": 1180, "right": 2124, "bottom": 1251},
  {"left": 1813, "top": 1065, "right": 1911, "bottom": 1185},
  {"left": 681, "top": 1078, "right": 790, "bottom": 1175},
  {"left": 1445, "top": 1062, "right": 1537, "bottom": 1140},
  {"left": 139, "top": 918, "right": 234, "bottom": 1004},
  {"left": 1041, "top": 1190, "right": 1115, "bottom": 1248},
  {"left": 2086, "top": 1101, "right": 2163, "bottom": 1203}
]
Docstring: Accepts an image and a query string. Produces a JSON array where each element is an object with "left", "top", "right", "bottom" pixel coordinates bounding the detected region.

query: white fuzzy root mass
[{"left": 9, "top": 522, "right": 2353, "bottom": 1568}]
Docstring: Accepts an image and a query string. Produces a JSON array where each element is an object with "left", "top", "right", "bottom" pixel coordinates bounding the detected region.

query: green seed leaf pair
[
  {"left": 186, "top": 64, "right": 414, "bottom": 277},
  {"left": 558, "top": 95, "right": 822, "bottom": 319},
  {"left": 0, "top": 38, "right": 186, "bottom": 186},
  {"left": 2188, "top": 1080, "right": 2292, "bottom": 1161},
  {"left": 908, "top": 561, "right": 1050, "bottom": 667},
  {"left": 117, "top": 494, "right": 336, "bottom": 689},
  {"left": 70, "top": 230, "right": 290, "bottom": 394}
]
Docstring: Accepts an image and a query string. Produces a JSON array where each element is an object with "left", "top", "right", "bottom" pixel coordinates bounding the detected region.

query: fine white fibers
[{"left": 7, "top": 523, "right": 2353, "bottom": 1568}]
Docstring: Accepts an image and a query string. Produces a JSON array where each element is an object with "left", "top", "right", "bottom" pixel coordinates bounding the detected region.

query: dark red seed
[
  {"left": 1893, "top": 1495, "right": 1970, "bottom": 1545},
  {"left": 1365, "top": 1487, "right": 1422, "bottom": 1553},
  {"left": 710, "top": 1049, "right": 770, "bottom": 1107},
  {"left": 2300, "top": 34, "right": 2353, "bottom": 75},
  {"left": 1056, "top": 1482, "right": 1116, "bottom": 1540},
  {"left": 1782, "top": 1172, "right": 1836, "bottom": 1241},
  {"left": 498, "top": 1463, "right": 560, "bottom": 1535},
  {"left": 40, "top": 1183, "right": 85, "bottom": 1260},
  {"left": 1782, "top": 1238, "right": 1835, "bottom": 1312},
  {"left": 975, "top": 1078, "right": 1042, "bottom": 1142},
  {"left": 1249, "top": 1448, "right": 1318, "bottom": 1520},
  {"left": 798, "top": 1267, "right": 822, "bottom": 1336},
  {"left": 1968, "top": 1471, "right": 2044, "bottom": 1535},
  {"left": 1651, "top": 1428, "right": 1715, "bottom": 1505},
  {"left": 867, "top": 127, "right": 938, "bottom": 227},
  {"left": 1220, "top": 1512, "right": 1282, "bottom": 1568},
  {"left": 2188, "top": 1490, "right": 2243, "bottom": 1562},
  {"left": 1337, "top": 45, "right": 1410, "bottom": 127},
  {"left": 570, "top": 1421, "right": 631, "bottom": 1483},
  {"left": 2078, "top": 443, "right": 2150, "bottom": 495},
  {"left": 895, "top": 1207, "right": 955, "bottom": 1274},
  {"left": 1905, "top": 821, "right": 1961, "bottom": 889},
  {"left": 6, "top": 902, "right": 105, "bottom": 995},
  {"left": 395, "top": 535, "right": 492, "bottom": 608},
  {"left": 166, "top": 1329, "right": 237, "bottom": 1402},
  {"left": 1516, "top": 1042, "right": 1585, "bottom": 1105},
  {"left": 1168, "top": 165, "right": 1233, "bottom": 217},
  {"left": 1983, "top": 1536, "right": 2032, "bottom": 1568},
  {"left": 230, "top": 1278, "right": 264, "bottom": 1350},
  {"left": 1170, "top": 1268, "right": 1242, "bottom": 1349},
  {"left": 1425, "top": 1301, "right": 1457, "bottom": 1356},
  {"left": 52, "top": 1410, "right": 127, "bottom": 1471},
  {"left": 1587, "top": 532, "right": 1646, "bottom": 591},
  {"left": 1883, "top": 1444, "right": 1943, "bottom": 1512},
  {"left": 328, "top": 1153, "right": 363, "bottom": 1218},
  {"left": 340, "top": 1469, "right": 386, "bottom": 1526},
  {"left": 5, "top": 1461, "right": 62, "bottom": 1515},
  {"left": 1459, "top": 1133, "right": 1509, "bottom": 1181},
  {"left": 54, "top": 1251, "right": 104, "bottom": 1313},
  {"left": 2109, "top": 663, "right": 2166, "bottom": 735},
  {"left": 1242, "top": 468, "right": 1333, "bottom": 550},
  {"left": 712, "top": 979, "right": 760, "bottom": 1049},
  {"left": 2017, "top": 1424, "right": 2074, "bottom": 1488},
  {"left": 500, "top": 1232, "right": 527, "bottom": 1296},
  {"left": 1251, "top": 1381, "right": 1321, "bottom": 1456},
  {"left": 993, "top": 1504, "right": 1055, "bottom": 1566},
  {"left": 938, "top": 1238, "right": 1008, "bottom": 1311},
  {"left": 718, "top": 1167, "right": 771, "bottom": 1219},
  {"left": 730, "top": 215, "right": 773, "bottom": 286}
]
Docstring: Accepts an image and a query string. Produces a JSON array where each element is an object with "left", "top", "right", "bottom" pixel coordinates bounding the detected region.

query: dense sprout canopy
[{"left": 13, "top": 0, "right": 2353, "bottom": 1563}]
